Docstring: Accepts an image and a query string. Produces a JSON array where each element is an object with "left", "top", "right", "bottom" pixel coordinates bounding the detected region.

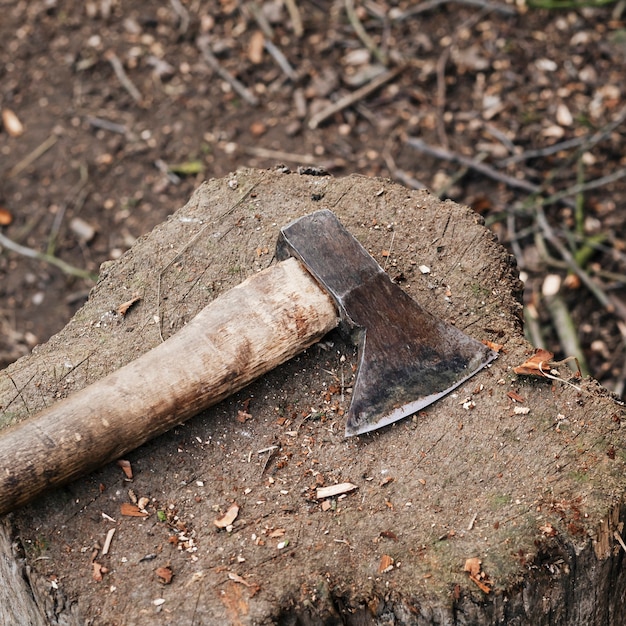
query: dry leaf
[
  {"left": 464, "top": 557, "right": 482, "bottom": 577},
  {"left": 464, "top": 557, "right": 492, "bottom": 593},
  {"left": 507, "top": 390, "right": 525, "bottom": 402},
  {"left": 156, "top": 565, "right": 173, "bottom": 584},
  {"left": 513, "top": 348, "right": 581, "bottom": 388},
  {"left": 214, "top": 503, "right": 239, "bottom": 528},
  {"left": 378, "top": 554, "right": 394, "bottom": 574},
  {"left": 513, "top": 348, "right": 554, "bottom": 376},
  {"left": 117, "top": 459, "right": 133, "bottom": 480},
  {"left": 117, "top": 295, "right": 141, "bottom": 317},
  {"left": 120, "top": 502, "right": 149, "bottom": 517},
  {"left": 267, "top": 528, "right": 285, "bottom": 538},
  {"left": 483, "top": 340, "right": 504, "bottom": 352}
]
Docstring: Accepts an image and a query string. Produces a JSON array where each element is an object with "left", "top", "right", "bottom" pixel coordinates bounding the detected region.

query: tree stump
[{"left": 1, "top": 168, "right": 624, "bottom": 625}]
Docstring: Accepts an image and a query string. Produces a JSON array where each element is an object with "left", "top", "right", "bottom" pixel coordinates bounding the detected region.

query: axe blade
[{"left": 277, "top": 210, "right": 497, "bottom": 437}]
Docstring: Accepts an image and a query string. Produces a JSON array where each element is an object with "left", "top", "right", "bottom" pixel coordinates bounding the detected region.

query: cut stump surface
[{"left": 1, "top": 169, "right": 625, "bottom": 625}]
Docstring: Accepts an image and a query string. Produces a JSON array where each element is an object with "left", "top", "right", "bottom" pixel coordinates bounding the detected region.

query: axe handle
[{"left": 0, "top": 257, "right": 338, "bottom": 515}]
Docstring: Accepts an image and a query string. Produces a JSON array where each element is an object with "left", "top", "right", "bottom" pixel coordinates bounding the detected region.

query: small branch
[
  {"left": 523, "top": 303, "right": 546, "bottom": 349},
  {"left": 264, "top": 39, "right": 297, "bottom": 80},
  {"left": 105, "top": 51, "right": 143, "bottom": 104},
  {"left": 248, "top": 1, "right": 274, "bottom": 38},
  {"left": 284, "top": 0, "right": 304, "bottom": 37},
  {"left": 344, "top": 0, "right": 388, "bottom": 66},
  {"left": 87, "top": 116, "right": 127, "bottom": 135},
  {"left": 237, "top": 144, "right": 338, "bottom": 169},
  {"left": 542, "top": 275, "right": 590, "bottom": 375},
  {"left": 391, "top": 0, "right": 517, "bottom": 19},
  {"left": 435, "top": 47, "right": 450, "bottom": 149},
  {"left": 536, "top": 168, "right": 626, "bottom": 210},
  {"left": 308, "top": 65, "right": 404, "bottom": 129},
  {"left": 406, "top": 137, "right": 540, "bottom": 194},
  {"left": 382, "top": 146, "right": 427, "bottom": 189},
  {"left": 535, "top": 205, "right": 612, "bottom": 310},
  {"left": 500, "top": 102, "right": 626, "bottom": 167},
  {"left": 197, "top": 36, "right": 259, "bottom": 107},
  {"left": 169, "top": 0, "right": 190, "bottom": 35},
  {"left": 8, "top": 134, "right": 58, "bottom": 178},
  {"left": 0, "top": 232, "right": 97, "bottom": 281}
]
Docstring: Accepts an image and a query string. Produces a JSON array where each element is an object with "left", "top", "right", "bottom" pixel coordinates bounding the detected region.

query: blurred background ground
[{"left": 1, "top": 0, "right": 625, "bottom": 394}]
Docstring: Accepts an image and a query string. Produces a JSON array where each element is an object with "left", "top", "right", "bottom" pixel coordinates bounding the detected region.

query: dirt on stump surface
[{"left": 0, "top": 169, "right": 625, "bottom": 625}]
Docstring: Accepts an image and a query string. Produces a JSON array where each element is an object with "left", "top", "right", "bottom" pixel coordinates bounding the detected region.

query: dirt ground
[{"left": 1, "top": 0, "right": 626, "bottom": 392}]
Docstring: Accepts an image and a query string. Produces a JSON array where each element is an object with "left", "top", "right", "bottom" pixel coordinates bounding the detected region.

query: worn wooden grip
[{"left": 0, "top": 257, "right": 338, "bottom": 515}]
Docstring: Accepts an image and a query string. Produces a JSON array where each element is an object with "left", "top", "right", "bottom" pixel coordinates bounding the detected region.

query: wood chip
[
  {"left": 507, "top": 390, "right": 525, "bottom": 402},
  {"left": 316, "top": 482, "right": 358, "bottom": 499},
  {"left": 102, "top": 528, "right": 116, "bottom": 555},
  {"left": 117, "top": 459, "right": 133, "bottom": 480},
  {"left": 248, "top": 30, "right": 265, "bottom": 64},
  {"left": 117, "top": 296, "right": 141, "bottom": 317},
  {"left": 156, "top": 565, "right": 173, "bottom": 584},
  {"left": 378, "top": 554, "right": 394, "bottom": 574},
  {"left": 120, "top": 503, "right": 149, "bottom": 517},
  {"left": 92, "top": 561, "right": 108, "bottom": 582},
  {"left": 214, "top": 503, "right": 239, "bottom": 528}
]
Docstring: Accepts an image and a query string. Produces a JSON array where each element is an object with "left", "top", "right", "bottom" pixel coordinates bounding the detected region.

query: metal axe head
[{"left": 276, "top": 210, "right": 497, "bottom": 437}]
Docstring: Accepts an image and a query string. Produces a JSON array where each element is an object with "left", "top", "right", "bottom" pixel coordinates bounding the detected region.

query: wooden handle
[{"left": 0, "top": 257, "right": 338, "bottom": 515}]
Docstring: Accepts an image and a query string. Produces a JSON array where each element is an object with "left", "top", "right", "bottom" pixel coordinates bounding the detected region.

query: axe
[{"left": 0, "top": 210, "right": 496, "bottom": 515}]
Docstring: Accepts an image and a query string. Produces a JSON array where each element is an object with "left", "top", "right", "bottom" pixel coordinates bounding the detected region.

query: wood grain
[{"left": 0, "top": 257, "right": 337, "bottom": 515}]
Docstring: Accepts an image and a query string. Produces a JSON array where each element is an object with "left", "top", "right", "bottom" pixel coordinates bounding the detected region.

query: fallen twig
[
  {"left": 309, "top": 65, "right": 404, "bottom": 129},
  {"left": 197, "top": 36, "right": 259, "bottom": 107},
  {"left": 382, "top": 146, "right": 427, "bottom": 189},
  {"left": 87, "top": 116, "right": 128, "bottom": 135},
  {"left": 345, "top": 0, "right": 388, "bottom": 66},
  {"left": 0, "top": 231, "right": 96, "bottom": 281},
  {"left": 247, "top": 1, "right": 274, "bottom": 38},
  {"left": 284, "top": 0, "right": 304, "bottom": 37},
  {"left": 406, "top": 137, "right": 540, "bottom": 194},
  {"left": 542, "top": 274, "right": 589, "bottom": 375},
  {"left": 435, "top": 47, "right": 450, "bottom": 149},
  {"left": 238, "top": 144, "right": 335, "bottom": 167},
  {"left": 169, "top": 0, "right": 190, "bottom": 35},
  {"left": 264, "top": 39, "right": 297, "bottom": 80},
  {"left": 8, "top": 134, "right": 58, "bottom": 178},
  {"left": 105, "top": 51, "right": 143, "bottom": 104},
  {"left": 500, "top": 102, "right": 626, "bottom": 166},
  {"left": 535, "top": 168, "right": 626, "bottom": 210},
  {"left": 535, "top": 205, "right": 612, "bottom": 310},
  {"left": 391, "top": 0, "right": 517, "bottom": 19}
]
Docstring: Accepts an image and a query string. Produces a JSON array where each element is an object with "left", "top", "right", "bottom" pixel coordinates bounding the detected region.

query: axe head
[{"left": 277, "top": 210, "right": 497, "bottom": 437}]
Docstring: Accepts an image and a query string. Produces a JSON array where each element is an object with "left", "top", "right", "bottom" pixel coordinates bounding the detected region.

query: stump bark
[{"left": 1, "top": 168, "right": 624, "bottom": 625}]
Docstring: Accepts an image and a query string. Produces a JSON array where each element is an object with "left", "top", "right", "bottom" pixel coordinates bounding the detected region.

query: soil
[
  {"left": 2, "top": 170, "right": 625, "bottom": 625},
  {"left": 1, "top": 0, "right": 626, "bottom": 390}
]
